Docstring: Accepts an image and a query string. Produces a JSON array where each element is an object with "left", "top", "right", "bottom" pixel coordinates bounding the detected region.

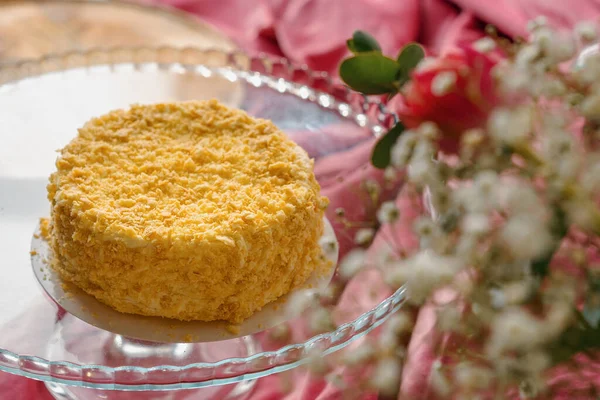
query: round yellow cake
[{"left": 47, "top": 100, "right": 328, "bottom": 323}]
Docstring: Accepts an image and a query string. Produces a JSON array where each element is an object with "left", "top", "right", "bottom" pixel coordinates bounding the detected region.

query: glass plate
[{"left": 0, "top": 48, "right": 405, "bottom": 390}]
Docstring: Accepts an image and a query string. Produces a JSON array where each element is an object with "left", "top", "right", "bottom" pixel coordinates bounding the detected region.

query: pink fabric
[
  {"left": 5, "top": 0, "right": 600, "bottom": 399},
  {"left": 151, "top": 0, "right": 600, "bottom": 74}
]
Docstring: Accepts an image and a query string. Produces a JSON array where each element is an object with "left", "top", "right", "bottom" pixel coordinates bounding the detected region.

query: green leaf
[
  {"left": 339, "top": 54, "right": 400, "bottom": 95},
  {"left": 396, "top": 43, "right": 425, "bottom": 81},
  {"left": 347, "top": 39, "right": 358, "bottom": 53},
  {"left": 347, "top": 31, "right": 381, "bottom": 54},
  {"left": 371, "top": 123, "right": 405, "bottom": 169}
]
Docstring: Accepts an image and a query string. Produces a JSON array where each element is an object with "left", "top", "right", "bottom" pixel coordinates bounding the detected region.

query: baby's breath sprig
[{"left": 324, "top": 19, "right": 600, "bottom": 398}]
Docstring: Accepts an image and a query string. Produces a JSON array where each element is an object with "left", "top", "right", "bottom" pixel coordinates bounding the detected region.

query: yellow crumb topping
[
  {"left": 47, "top": 100, "right": 328, "bottom": 323},
  {"left": 226, "top": 324, "right": 241, "bottom": 335},
  {"left": 39, "top": 217, "right": 50, "bottom": 240}
]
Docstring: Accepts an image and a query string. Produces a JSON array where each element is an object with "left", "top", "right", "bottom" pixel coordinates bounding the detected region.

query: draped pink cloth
[{"left": 4, "top": 0, "right": 600, "bottom": 399}]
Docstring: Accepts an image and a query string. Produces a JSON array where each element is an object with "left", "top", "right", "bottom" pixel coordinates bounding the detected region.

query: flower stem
[{"left": 530, "top": 207, "right": 568, "bottom": 278}]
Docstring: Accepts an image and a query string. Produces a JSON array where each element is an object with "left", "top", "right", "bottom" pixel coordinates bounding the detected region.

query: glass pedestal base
[
  {"left": 45, "top": 379, "right": 256, "bottom": 400},
  {"left": 44, "top": 327, "right": 258, "bottom": 400}
]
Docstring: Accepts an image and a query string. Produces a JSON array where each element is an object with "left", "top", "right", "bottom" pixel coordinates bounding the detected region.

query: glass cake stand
[{"left": 0, "top": 48, "right": 405, "bottom": 398}]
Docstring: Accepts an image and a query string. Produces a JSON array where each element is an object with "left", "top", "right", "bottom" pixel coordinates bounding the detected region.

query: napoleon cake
[{"left": 46, "top": 100, "right": 329, "bottom": 324}]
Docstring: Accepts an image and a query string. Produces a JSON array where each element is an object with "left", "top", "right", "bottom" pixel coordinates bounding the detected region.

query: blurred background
[
  {"left": 4, "top": 0, "right": 598, "bottom": 76},
  {"left": 0, "top": 0, "right": 236, "bottom": 64}
]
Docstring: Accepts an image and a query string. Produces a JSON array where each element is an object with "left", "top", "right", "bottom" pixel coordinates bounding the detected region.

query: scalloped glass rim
[{"left": 0, "top": 47, "right": 405, "bottom": 389}]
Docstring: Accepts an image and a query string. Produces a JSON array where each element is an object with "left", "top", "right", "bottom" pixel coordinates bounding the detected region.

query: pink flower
[{"left": 392, "top": 43, "right": 504, "bottom": 150}]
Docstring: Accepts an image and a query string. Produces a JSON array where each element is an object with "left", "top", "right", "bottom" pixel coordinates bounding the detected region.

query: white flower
[
  {"left": 486, "top": 308, "right": 545, "bottom": 357},
  {"left": 564, "top": 196, "right": 599, "bottom": 232},
  {"left": 574, "top": 51, "right": 600, "bottom": 85},
  {"left": 534, "top": 29, "right": 575, "bottom": 63},
  {"left": 429, "top": 360, "right": 451, "bottom": 397},
  {"left": 581, "top": 159, "right": 600, "bottom": 193},
  {"left": 415, "top": 56, "right": 438, "bottom": 72},
  {"left": 318, "top": 281, "right": 342, "bottom": 302},
  {"left": 431, "top": 71, "right": 457, "bottom": 96},
  {"left": 456, "top": 233, "right": 477, "bottom": 259},
  {"left": 354, "top": 228, "right": 375, "bottom": 246},
  {"left": 553, "top": 34, "right": 576, "bottom": 62},
  {"left": 339, "top": 249, "right": 366, "bottom": 281},
  {"left": 413, "top": 216, "right": 439, "bottom": 237},
  {"left": 461, "top": 213, "right": 490, "bottom": 236},
  {"left": 378, "top": 329, "right": 399, "bottom": 354},
  {"left": 539, "top": 78, "right": 567, "bottom": 97},
  {"left": 527, "top": 16, "right": 547, "bottom": 32},
  {"left": 390, "top": 130, "right": 418, "bottom": 168},
  {"left": 488, "top": 106, "right": 533, "bottom": 147},
  {"left": 460, "top": 128, "right": 485, "bottom": 149},
  {"left": 545, "top": 302, "right": 573, "bottom": 338},
  {"left": 342, "top": 342, "right": 375, "bottom": 366},
  {"left": 325, "top": 372, "right": 346, "bottom": 389},
  {"left": 471, "top": 302, "right": 483, "bottom": 316},
  {"left": 541, "top": 111, "right": 568, "bottom": 130},
  {"left": 408, "top": 159, "right": 435, "bottom": 186},
  {"left": 436, "top": 305, "right": 462, "bottom": 332},
  {"left": 532, "top": 26, "right": 553, "bottom": 47},
  {"left": 384, "top": 261, "right": 410, "bottom": 289},
  {"left": 575, "top": 21, "right": 598, "bottom": 42},
  {"left": 377, "top": 201, "right": 399, "bottom": 224},
  {"left": 499, "top": 66, "right": 536, "bottom": 95},
  {"left": 453, "top": 185, "right": 482, "bottom": 212},
  {"left": 473, "top": 37, "right": 496, "bottom": 53},
  {"left": 501, "top": 215, "right": 552, "bottom": 260},
  {"left": 383, "top": 166, "right": 397, "bottom": 182},
  {"left": 364, "top": 179, "right": 381, "bottom": 196},
  {"left": 373, "top": 242, "right": 396, "bottom": 267},
  {"left": 453, "top": 274, "right": 475, "bottom": 297},
  {"left": 452, "top": 173, "right": 500, "bottom": 214},
  {"left": 306, "top": 351, "right": 329, "bottom": 375},
  {"left": 516, "top": 44, "right": 542, "bottom": 67},
  {"left": 497, "top": 182, "right": 545, "bottom": 216},
  {"left": 544, "top": 278, "right": 577, "bottom": 304},
  {"left": 504, "top": 281, "right": 532, "bottom": 304},
  {"left": 269, "top": 323, "right": 291, "bottom": 342},
  {"left": 414, "top": 216, "right": 446, "bottom": 250},
  {"left": 418, "top": 122, "right": 440, "bottom": 141},
  {"left": 286, "top": 289, "right": 318, "bottom": 317},
  {"left": 521, "top": 351, "right": 551, "bottom": 375},
  {"left": 384, "top": 312, "right": 413, "bottom": 336},
  {"left": 489, "top": 288, "right": 506, "bottom": 309},
  {"left": 487, "top": 260, "right": 531, "bottom": 282},
  {"left": 308, "top": 307, "right": 335, "bottom": 334},
  {"left": 519, "top": 378, "right": 546, "bottom": 399},
  {"left": 511, "top": 353, "right": 550, "bottom": 398},
  {"left": 454, "top": 362, "right": 493, "bottom": 391},
  {"left": 556, "top": 153, "right": 580, "bottom": 182},
  {"left": 580, "top": 94, "right": 600, "bottom": 121},
  {"left": 319, "top": 235, "right": 338, "bottom": 255},
  {"left": 370, "top": 357, "right": 401, "bottom": 397},
  {"left": 428, "top": 187, "right": 452, "bottom": 216},
  {"left": 474, "top": 170, "right": 499, "bottom": 195},
  {"left": 413, "top": 139, "right": 435, "bottom": 160},
  {"left": 388, "top": 251, "right": 462, "bottom": 304}
]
